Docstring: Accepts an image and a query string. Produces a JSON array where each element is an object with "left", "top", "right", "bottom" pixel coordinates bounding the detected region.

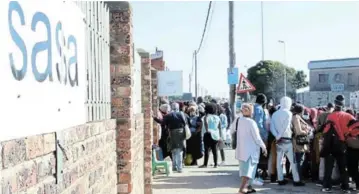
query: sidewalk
[{"left": 153, "top": 149, "right": 340, "bottom": 194}]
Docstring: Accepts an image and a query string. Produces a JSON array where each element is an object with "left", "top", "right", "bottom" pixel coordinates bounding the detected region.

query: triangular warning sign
[{"left": 237, "top": 73, "right": 256, "bottom": 94}]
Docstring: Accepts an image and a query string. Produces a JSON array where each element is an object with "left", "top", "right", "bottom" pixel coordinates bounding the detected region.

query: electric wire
[{"left": 190, "top": 1, "right": 214, "bottom": 85}]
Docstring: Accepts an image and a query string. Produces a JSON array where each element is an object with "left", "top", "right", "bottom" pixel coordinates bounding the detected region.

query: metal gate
[{"left": 74, "top": 1, "right": 111, "bottom": 122}]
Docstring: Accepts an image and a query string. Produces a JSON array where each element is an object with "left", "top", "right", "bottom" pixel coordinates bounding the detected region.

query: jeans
[
  {"left": 276, "top": 141, "right": 300, "bottom": 182},
  {"left": 203, "top": 132, "right": 218, "bottom": 166},
  {"left": 220, "top": 149, "right": 225, "bottom": 162},
  {"left": 171, "top": 148, "right": 183, "bottom": 171},
  {"left": 295, "top": 152, "right": 306, "bottom": 181},
  {"left": 323, "top": 154, "right": 349, "bottom": 190}
]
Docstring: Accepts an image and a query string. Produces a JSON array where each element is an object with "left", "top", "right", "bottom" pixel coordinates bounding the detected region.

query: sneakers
[
  {"left": 252, "top": 178, "right": 264, "bottom": 186},
  {"left": 219, "top": 161, "right": 226, "bottom": 166},
  {"left": 321, "top": 188, "right": 332, "bottom": 193},
  {"left": 341, "top": 189, "right": 351, "bottom": 194}
]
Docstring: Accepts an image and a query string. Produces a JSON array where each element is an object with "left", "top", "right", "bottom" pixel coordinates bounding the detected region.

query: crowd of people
[{"left": 153, "top": 94, "right": 359, "bottom": 194}]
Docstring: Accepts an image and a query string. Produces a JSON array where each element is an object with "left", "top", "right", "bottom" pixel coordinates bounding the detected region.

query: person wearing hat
[{"left": 321, "top": 95, "right": 354, "bottom": 193}]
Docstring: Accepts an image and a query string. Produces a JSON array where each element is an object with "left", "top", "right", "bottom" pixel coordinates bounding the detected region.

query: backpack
[{"left": 320, "top": 120, "right": 346, "bottom": 157}]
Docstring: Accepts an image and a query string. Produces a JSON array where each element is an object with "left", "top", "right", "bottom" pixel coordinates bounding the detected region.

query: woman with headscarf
[
  {"left": 232, "top": 103, "right": 267, "bottom": 194},
  {"left": 162, "top": 102, "right": 187, "bottom": 172},
  {"left": 154, "top": 103, "right": 172, "bottom": 159},
  {"left": 185, "top": 105, "right": 203, "bottom": 165}
]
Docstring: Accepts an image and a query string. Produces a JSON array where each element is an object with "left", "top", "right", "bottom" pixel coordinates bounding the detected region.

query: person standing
[
  {"left": 218, "top": 105, "right": 228, "bottom": 166},
  {"left": 199, "top": 103, "right": 223, "bottom": 168},
  {"left": 153, "top": 103, "right": 171, "bottom": 159},
  {"left": 253, "top": 93, "right": 268, "bottom": 181},
  {"left": 162, "top": 103, "right": 187, "bottom": 173},
  {"left": 232, "top": 103, "right": 267, "bottom": 194},
  {"left": 292, "top": 104, "right": 310, "bottom": 185},
  {"left": 316, "top": 103, "right": 334, "bottom": 183},
  {"left": 270, "top": 97, "right": 304, "bottom": 186},
  {"left": 321, "top": 95, "right": 354, "bottom": 193}
]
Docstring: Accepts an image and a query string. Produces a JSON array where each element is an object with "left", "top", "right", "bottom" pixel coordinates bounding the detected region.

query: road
[{"left": 153, "top": 149, "right": 346, "bottom": 194}]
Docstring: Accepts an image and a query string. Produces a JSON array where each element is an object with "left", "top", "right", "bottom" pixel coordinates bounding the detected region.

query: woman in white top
[
  {"left": 231, "top": 103, "right": 267, "bottom": 194},
  {"left": 200, "top": 103, "right": 223, "bottom": 168}
]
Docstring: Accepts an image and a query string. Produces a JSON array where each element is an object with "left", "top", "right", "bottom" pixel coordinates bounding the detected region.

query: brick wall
[
  {"left": 139, "top": 51, "right": 153, "bottom": 194},
  {"left": 107, "top": 1, "right": 146, "bottom": 194},
  {"left": 0, "top": 120, "right": 117, "bottom": 194}
]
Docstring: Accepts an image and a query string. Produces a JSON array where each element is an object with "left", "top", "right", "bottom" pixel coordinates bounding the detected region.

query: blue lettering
[
  {"left": 31, "top": 12, "right": 53, "bottom": 82},
  {"left": 67, "top": 35, "right": 78, "bottom": 86},
  {"left": 55, "top": 22, "right": 67, "bottom": 85},
  {"left": 7, "top": 1, "right": 79, "bottom": 87},
  {"left": 8, "top": 1, "right": 28, "bottom": 81}
]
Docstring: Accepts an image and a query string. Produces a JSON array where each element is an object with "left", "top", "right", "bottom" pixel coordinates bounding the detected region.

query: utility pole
[
  {"left": 261, "top": 1, "right": 264, "bottom": 61},
  {"left": 189, "top": 73, "right": 192, "bottom": 93},
  {"left": 194, "top": 50, "right": 198, "bottom": 99},
  {"left": 229, "top": 1, "right": 236, "bottom": 120},
  {"left": 278, "top": 40, "right": 287, "bottom": 96}
]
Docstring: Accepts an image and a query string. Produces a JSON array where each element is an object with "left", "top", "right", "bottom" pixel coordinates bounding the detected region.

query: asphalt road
[{"left": 153, "top": 149, "right": 347, "bottom": 194}]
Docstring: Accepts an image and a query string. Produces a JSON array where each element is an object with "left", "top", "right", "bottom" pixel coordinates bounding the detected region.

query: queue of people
[
  {"left": 153, "top": 94, "right": 359, "bottom": 194},
  {"left": 153, "top": 97, "right": 232, "bottom": 172},
  {"left": 232, "top": 93, "right": 359, "bottom": 194}
]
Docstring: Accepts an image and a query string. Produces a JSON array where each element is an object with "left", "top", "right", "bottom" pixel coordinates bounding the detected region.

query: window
[
  {"left": 318, "top": 74, "right": 329, "bottom": 83},
  {"left": 348, "top": 73, "right": 355, "bottom": 86}
]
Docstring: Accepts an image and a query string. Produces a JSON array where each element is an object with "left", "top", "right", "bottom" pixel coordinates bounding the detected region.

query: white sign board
[
  {"left": 0, "top": 1, "right": 86, "bottom": 141},
  {"left": 157, "top": 71, "right": 183, "bottom": 96},
  {"left": 331, "top": 83, "right": 344, "bottom": 92}
]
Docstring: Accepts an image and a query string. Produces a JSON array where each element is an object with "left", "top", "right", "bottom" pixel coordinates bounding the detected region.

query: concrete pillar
[{"left": 138, "top": 50, "right": 153, "bottom": 194}]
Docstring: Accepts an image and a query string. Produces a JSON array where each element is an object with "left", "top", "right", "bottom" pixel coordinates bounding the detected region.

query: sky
[{"left": 131, "top": 1, "right": 359, "bottom": 98}]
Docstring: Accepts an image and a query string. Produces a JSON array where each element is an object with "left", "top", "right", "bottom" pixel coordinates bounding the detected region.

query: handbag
[
  {"left": 346, "top": 135, "right": 359, "bottom": 149},
  {"left": 231, "top": 117, "right": 240, "bottom": 149},
  {"left": 180, "top": 112, "right": 191, "bottom": 140},
  {"left": 295, "top": 134, "right": 310, "bottom": 145}
]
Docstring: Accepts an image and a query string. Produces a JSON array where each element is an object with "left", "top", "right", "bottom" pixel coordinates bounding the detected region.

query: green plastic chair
[{"left": 152, "top": 149, "right": 170, "bottom": 176}]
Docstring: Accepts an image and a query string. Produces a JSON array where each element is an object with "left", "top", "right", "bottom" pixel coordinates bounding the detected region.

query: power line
[
  {"left": 190, "top": 1, "right": 214, "bottom": 84},
  {"left": 196, "top": 1, "right": 213, "bottom": 54}
]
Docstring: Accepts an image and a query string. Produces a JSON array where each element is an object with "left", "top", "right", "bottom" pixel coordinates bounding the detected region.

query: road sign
[
  {"left": 227, "top": 67, "right": 239, "bottom": 85},
  {"left": 237, "top": 73, "right": 256, "bottom": 94}
]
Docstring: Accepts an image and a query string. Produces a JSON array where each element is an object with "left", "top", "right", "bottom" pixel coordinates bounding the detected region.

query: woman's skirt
[{"left": 239, "top": 157, "right": 258, "bottom": 179}]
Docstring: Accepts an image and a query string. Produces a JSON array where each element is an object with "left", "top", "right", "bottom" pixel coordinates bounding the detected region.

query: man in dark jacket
[
  {"left": 223, "top": 102, "right": 232, "bottom": 128},
  {"left": 321, "top": 95, "right": 354, "bottom": 193}
]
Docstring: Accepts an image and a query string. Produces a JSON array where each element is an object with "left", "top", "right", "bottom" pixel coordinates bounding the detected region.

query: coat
[
  {"left": 169, "top": 128, "right": 186, "bottom": 150},
  {"left": 292, "top": 114, "right": 309, "bottom": 153}
]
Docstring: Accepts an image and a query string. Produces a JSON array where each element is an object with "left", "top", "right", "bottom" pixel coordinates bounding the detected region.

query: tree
[{"left": 246, "top": 60, "right": 308, "bottom": 103}]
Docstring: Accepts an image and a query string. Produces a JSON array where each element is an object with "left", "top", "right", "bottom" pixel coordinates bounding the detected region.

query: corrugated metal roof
[{"left": 308, "top": 57, "right": 359, "bottom": 69}]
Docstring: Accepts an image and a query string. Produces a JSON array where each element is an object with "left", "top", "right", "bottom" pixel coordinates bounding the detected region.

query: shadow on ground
[{"left": 153, "top": 169, "right": 239, "bottom": 190}]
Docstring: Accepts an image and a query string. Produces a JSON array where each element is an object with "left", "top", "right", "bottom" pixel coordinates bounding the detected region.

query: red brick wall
[
  {"left": 108, "top": 2, "right": 146, "bottom": 194},
  {"left": 0, "top": 120, "right": 117, "bottom": 194},
  {"left": 139, "top": 52, "right": 153, "bottom": 194}
]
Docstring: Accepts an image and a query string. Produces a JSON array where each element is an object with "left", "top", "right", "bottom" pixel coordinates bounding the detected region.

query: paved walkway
[{"left": 153, "top": 149, "right": 345, "bottom": 194}]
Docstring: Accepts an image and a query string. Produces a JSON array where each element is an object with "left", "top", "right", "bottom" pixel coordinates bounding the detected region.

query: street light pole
[
  {"left": 261, "top": 1, "right": 264, "bottom": 61},
  {"left": 278, "top": 40, "right": 287, "bottom": 96},
  {"left": 194, "top": 50, "right": 198, "bottom": 99}
]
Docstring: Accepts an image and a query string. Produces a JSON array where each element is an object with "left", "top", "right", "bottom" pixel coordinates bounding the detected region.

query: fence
[{"left": 74, "top": 1, "right": 111, "bottom": 122}]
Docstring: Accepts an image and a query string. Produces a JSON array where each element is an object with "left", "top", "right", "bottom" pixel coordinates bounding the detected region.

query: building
[
  {"left": 309, "top": 57, "right": 359, "bottom": 92},
  {"left": 297, "top": 58, "right": 359, "bottom": 108}
]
